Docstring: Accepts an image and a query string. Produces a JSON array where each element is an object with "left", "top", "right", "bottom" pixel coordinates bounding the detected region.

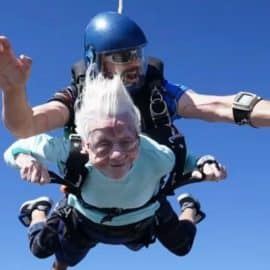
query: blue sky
[{"left": 1, "top": 1, "right": 270, "bottom": 269}]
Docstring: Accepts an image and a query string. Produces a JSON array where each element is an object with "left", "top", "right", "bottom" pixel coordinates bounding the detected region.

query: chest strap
[{"left": 77, "top": 195, "right": 161, "bottom": 224}]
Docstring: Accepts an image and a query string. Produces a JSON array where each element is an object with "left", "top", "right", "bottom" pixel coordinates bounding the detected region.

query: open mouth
[
  {"left": 110, "top": 163, "right": 125, "bottom": 167},
  {"left": 121, "top": 68, "right": 140, "bottom": 85}
]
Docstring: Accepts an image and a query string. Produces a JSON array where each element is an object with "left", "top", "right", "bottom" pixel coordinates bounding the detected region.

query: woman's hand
[{"left": 15, "top": 153, "right": 50, "bottom": 185}]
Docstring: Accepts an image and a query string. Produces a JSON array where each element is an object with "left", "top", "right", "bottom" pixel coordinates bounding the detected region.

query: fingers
[
  {"left": 0, "top": 36, "right": 11, "bottom": 52},
  {"left": 19, "top": 54, "right": 32, "bottom": 71},
  {"left": 0, "top": 36, "right": 15, "bottom": 60},
  {"left": 0, "top": 36, "right": 31, "bottom": 90},
  {"left": 191, "top": 169, "right": 203, "bottom": 180},
  {"left": 0, "top": 37, "right": 31, "bottom": 67},
  {"left": 202, "top": 162, "right": 227, "bottom": 181},
  {"left": 20, "top": 162, "right": 40, "bottom": 183},
  {"left": 0, "top": 36, "right": 31, "bottom": 70},
  {"left": 20, "top": 160, "right": 49, "bottom": 184},
  {"left": 39, "top": 167, "right": 50, "bottom": 185}
]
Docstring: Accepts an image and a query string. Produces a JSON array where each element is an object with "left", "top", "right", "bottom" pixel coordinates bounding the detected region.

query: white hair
[{"left": 75, "top": 70, "right": 141, "bottom": 141}]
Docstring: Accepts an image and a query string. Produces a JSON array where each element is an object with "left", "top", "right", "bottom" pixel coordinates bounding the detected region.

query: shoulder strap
[
  {"left": 63, "top": 134, "right": 89, "bottom": 195},
  {"left": 71, "top": 59, "right": 87, "bottom": 111},
  {"left": 63, "top": 60, "right": 87, "bottom": 136},
  {"left": 135, "top": 57, "right": 190, "bottom": 196},
  {"left": 71, "top": 60, "right": 86, "bottom": 86},
  {"left": 144, "top": 57, "right": 164, "bottom": 93}
]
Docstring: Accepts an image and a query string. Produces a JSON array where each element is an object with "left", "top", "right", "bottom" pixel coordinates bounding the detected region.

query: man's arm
[
  {"left": 177, "top": 89, "right": 270, "bottom": 127},
  {"left": 249, "top": 99, "right": 270, "bottom": 127},
  {"left": 177, "top": 90, "right": 235, "bottom": 123},
  {"left": 0, "top": 36, "right": 70, "bottom": 137},
  {"left": 2, "top": 95, "right": 69, "bottom": 137}
]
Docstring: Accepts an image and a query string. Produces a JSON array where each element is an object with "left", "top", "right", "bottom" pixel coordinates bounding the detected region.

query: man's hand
[
  {"left": 0, "top": 36, "right": 32, "bottom": 92},
  {"left": 191, "top": 155, "right": 227, "bottom": 181}
]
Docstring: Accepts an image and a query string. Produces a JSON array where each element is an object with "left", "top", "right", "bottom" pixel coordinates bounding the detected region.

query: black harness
[
  {"left": 131, "top": 57, "right": 187, "bottom": 196},
  {"left": 50, "top": 57, "right": 202, "bottom": 223}
]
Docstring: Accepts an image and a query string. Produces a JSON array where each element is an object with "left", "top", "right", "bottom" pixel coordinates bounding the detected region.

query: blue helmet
[{"left": 84, "top": 11, "right": 147, "bottom": 65}]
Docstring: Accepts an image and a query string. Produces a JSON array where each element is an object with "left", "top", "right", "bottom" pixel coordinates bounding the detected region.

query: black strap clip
[{"left": 100, "top": 208, "right": 125, "bottom": 224}]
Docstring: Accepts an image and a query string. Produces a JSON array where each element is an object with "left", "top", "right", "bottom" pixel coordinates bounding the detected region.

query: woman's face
[{"left": 84, "top": 117, "right": 139, "bottom": 179}]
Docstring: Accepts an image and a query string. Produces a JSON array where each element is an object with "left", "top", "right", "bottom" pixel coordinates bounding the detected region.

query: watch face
[{"left": 238, "top": 94, "right": 254, "bottom": 106}]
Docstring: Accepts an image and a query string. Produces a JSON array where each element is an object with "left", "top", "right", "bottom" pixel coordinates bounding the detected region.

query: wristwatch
[{"left": 232, "top": 91, "right": 262, "bottom": 126}]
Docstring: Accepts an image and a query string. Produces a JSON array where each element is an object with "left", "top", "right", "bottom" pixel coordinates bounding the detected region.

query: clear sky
[{"left": 1, "top": 1, "right": 270, "bottom": 270}]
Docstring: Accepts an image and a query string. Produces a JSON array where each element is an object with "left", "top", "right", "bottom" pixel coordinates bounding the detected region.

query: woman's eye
[
  {"left": 97, "top": 142, "right": 111, "bottom": 149},
  {"left": 120, "top": 140, "right": 131, "bottom": 146},
  {"left": 120, "top": 140, "right": 136, "bottom": 150}
]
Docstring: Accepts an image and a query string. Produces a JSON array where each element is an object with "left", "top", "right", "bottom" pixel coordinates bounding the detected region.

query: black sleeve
[
  {"left": 48, "top": 84, "right": 78, "bottom": 128},
  {"left": 48, "top": 59, "right": 85, "bottom": 128}
]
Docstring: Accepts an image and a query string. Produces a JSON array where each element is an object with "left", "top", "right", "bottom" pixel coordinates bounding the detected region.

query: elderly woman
[{"left": 4, "top": 74, "right": 226, "bottom": 270}]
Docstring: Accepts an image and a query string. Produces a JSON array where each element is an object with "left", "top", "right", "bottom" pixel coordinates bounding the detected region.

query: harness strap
[
  {"left": 133, "top": 58, "right": 188, "bottom": 194},
  {"left": 150, "top": 85, "right": 171, "bottom": 127},
  {"left": 71, "top": 60, "right": 86, "bottom": 97},
  {"left": 63, "top": 134, "right": 88, "bottom": 195},
  {"left": 77, "top": 195, "right": 160, "bottom": 224}
]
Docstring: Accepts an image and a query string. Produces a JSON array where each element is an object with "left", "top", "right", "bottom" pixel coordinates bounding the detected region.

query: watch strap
[{"left": 232, "top": 108, "right": 251, "bottom": 125}]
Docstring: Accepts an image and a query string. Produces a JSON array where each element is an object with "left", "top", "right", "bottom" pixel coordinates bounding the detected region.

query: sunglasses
[{"left": 104, "top": 48, "right": 142, "bottom": 64}]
